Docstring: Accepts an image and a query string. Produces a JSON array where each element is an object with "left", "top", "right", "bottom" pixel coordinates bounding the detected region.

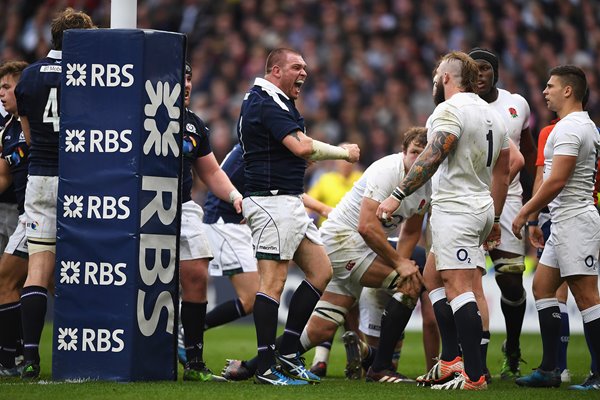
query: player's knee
[
  {"left": 305, "top": 264, "right": 332, "bottom": 291},
  {"left": 239, "top": 295, "right": 255, "bottom": 314},
  {"left": 572, "top": 291, "right": 599, "bottom": 312},
  {"left": 531, "top": 280, "right": 554, "bottom": 301},
  {"left": 493, "top": 256, "right": 525, "bottom": 274},
  {"left": 27, "top": 239, "right": 56, "bottom": 255},
  {"left": 311, "top": 300, "right": 346, "bottom": 337}
]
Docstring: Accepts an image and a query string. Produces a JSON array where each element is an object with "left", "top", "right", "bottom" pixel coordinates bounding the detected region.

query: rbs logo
[
  {"left": 65, "top": 63, "right": 134, "bottom": 87},
  {"left": 63, "top": 194, "right": 130, "bottom": 220},
  {"left": 60, "top": 261, "right": 127, "bottom": 286},
  {"left": 57, "top": 327, "right": 125, "bottom": 352},
  {"left": 65, "top": 129, "right": 132, "bottom": 153}
]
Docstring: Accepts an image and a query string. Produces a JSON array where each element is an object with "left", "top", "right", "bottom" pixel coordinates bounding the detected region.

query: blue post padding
[{"left": 54, "top": 29, "right": 185, "bottom": 381}]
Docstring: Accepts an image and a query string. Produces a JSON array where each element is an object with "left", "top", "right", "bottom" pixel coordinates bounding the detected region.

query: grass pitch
[{"left": 0, "top": 323, "right": 594, "bottom": 399}]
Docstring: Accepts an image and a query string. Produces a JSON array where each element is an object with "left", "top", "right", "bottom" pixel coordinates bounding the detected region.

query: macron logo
[{"left": 66, "top": 63, "right": 87, "bottom": 86}]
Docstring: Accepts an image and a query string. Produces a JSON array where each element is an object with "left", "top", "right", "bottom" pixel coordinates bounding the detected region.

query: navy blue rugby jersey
[
  {"left": 14, "top": 50, "right": 62, "bottom": 176},
  {"left": 238, "top": 78, "right": 307, "bottom": 195},
  {"left": 203, "top": 144, "right": 245, "bottom": 224},
  {"left": 1, "top": 115, "right": 28, "bottom": 213},
  {"left": 182, "top": 108, "right": 211, "bottom": 203}
]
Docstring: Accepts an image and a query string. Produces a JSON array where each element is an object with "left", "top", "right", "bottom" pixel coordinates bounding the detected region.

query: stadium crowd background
[{"left": 2, "top": 0, "right": 599, "bottom": 168}]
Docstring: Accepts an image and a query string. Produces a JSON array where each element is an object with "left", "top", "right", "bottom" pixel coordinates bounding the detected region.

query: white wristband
[
  {"left": 309, "top": 140, "right": 349, "bottom": 161},
  {"left": 229, "top": 189, "right": 242, "bottom": 204}
]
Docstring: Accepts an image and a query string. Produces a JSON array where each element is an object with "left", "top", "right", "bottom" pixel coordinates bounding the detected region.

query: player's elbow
[{"left": 357, "top": 220, "right": 375, "bottom": 240}]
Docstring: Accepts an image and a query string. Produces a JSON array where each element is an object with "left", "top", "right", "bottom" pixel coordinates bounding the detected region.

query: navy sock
[
  {"left": 582, "top": 308, "right": 600, "bottom": 374},
  {"left": 557, "top": 304, "right": 569, "bottom": 371},
  {"left": 204, "top": 298, "right": 246, "bottom": 330},
  {"left": 181, "top": 301, "right": 207, "bottom": 362},
  {"left": 361, "top": 345, "right": 377, "bottom": 370},
  {"left": 432, "top": 297, "right": 460, "bottom": 361},
  {"left": 452, "top": 296, "right": 483, "bottom": 382},
  {"left": 279, "top": 280, "right": 321, "bottom": 356},
  {"left": 481, "top": 330, "right": 490, "bottom": 371},
  {"left": 371, "top": 293, "right": 415, "bottom": 372},
  {"left": 501, "top": 292, "right": 526, "bottom": 354},
  {"left": 585, "top": 322, "right": 599, "bottom": 372},
  {"left": 20, "top": 286, "right": 48, "bottom": 364},
  {"left": 536, "top": 299, "right": 561, "bottom": 371},
  {"left": 254, "top": 293, "right": 279, "bottom": 374},
  {"left": 0, "top": 302, "right": 21, "bottom": 367}
]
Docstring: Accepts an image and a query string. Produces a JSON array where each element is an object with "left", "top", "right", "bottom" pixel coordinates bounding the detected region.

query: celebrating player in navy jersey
[
  {"left": 14, "top": 8, "right": 94, "bottom": 379},
  {"left": 238, "top": 48, "right": 359, "bottom": 385},
  {"left": 178, "top": 62, "right": 242, "bottom": 382},
  {"left": 0, "top": 61, "right": 29, "bottom": 377}
]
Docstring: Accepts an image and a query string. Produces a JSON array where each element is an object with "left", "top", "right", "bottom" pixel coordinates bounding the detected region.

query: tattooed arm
[
  {"left": 399, "top": 131, "right": 458, "bottom": 196},
  {"left": 376, "top": 131, "right": 458, "bottom": 220}
]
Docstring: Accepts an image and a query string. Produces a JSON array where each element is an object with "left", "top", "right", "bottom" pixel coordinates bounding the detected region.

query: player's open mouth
[{"left": 294, "top": 80, "right": 304, "bottom": 88}]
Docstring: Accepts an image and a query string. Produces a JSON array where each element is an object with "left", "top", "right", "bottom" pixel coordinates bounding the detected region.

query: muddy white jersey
[
  {"left": 544, "top": 111, "right": 600, "bottom": 222},
  {"left": 321, "top": 153, "right": 431, "bottom": 237},
  {"left": 427, "top": 92, "right": 509, "bottom": 214},
  {"left": 489, "top": 88, "right": 531, "bottom": 199}
]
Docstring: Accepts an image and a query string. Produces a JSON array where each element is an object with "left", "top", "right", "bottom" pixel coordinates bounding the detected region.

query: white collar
[
  {"left": 47, "top": 50, "right": 62, "bottom": 60},
  {"left": 253, "top": 77, "right": 289, "bottom": 100}
]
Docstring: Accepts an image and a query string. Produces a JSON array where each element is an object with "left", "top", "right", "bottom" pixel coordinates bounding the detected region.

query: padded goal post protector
[{"left": 54, "top": 29, "right": 185, "bottom": 381}]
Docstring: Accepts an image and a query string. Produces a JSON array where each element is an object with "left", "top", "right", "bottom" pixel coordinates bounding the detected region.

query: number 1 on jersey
[
  {"left": 43, "top": 87, "right": 60, "bottom": 133},
  {"left": 486, "top": 129, "right": 493, "bottom": 167}
]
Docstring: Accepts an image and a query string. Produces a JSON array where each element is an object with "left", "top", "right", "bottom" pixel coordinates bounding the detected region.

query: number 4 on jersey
[{"left": 43, "top": 87, "right": 60, "bottom": 133}]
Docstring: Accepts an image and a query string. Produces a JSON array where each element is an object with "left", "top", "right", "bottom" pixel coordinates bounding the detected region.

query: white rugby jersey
[
  {"left": 544, "top": 111, "right": 600, "bottom": 222},
  {"left": 489, "top": 88, "right": 531, "bottom": 199},
  {"left": 427, "top": 92, "right": 509, "bottom": 214},
  {"left": 321, "top": 153, "right": 431, "bottom": 237}
]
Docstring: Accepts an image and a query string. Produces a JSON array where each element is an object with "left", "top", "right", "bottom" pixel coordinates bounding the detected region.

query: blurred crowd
[{"left": 2, "top": 0, "right": 600, "bottom": 167}]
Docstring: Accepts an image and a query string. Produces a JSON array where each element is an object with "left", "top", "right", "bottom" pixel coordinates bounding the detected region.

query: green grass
[{"left": 0, "top": 323, "right": 594, "bottom": 399}]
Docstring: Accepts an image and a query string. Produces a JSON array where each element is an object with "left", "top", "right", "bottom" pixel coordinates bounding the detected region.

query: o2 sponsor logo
[
  {"left": 65, "top": 63, "right": 134, "bottom": 88},
  {"left": 57, "top": 327, "right": 125, "bottom": 352},
  {"left": 62, "top": 195, "right": 130, "bottom": 220},
  {"left": 65, "top": 129, "right": 132, "bottom": 153},
  {"left": 59, "top": 260, "right": 126, "bottom": 286}
]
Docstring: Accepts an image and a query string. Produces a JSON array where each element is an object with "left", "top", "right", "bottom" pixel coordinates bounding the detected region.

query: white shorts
[
  {"left": 243, "top": 195, "right": 322, "bottom": 260},
  {"left": 25, "top": 175, "right": 58, "bottom": 242},
  {"left": 180, "top": 201, "right": 212, "bottom": 261},
  {"left": 539, "top": 210, "right": 600, "bottom": 277},
  {"left": 0, "top": 202, "right": 18, "bottom": 253},
  {"left": 430, "top": 206, "right": 493, "bottom": 271},
  {"left": 203, "top": 221, "right": 257, "bottom": 276},
  {"left": 321, "top": 229, "right": 376, "bottom": 299},
  {"left": 5, "top": 213, "right": 28, "bottom": 258},
  {"left": 495, "top": 197, "right": 525, "bottom": 255},
  {"left": 358, "top": 287, "right": 394, "bottom": 337}
]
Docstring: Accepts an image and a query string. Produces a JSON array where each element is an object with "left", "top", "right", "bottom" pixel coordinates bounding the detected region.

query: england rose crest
[{"left": 509, "top": 107, "right": 518, "bottom": 118}]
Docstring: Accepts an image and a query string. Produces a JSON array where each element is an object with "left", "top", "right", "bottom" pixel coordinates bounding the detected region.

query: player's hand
[
  {"left": 394, "top": 258, "right": 419, "bottom": 279},
  {"left": 377, "top": 196, "right": 400, "bottom": 221},
  {"left": 483, "top": 223, "right": 501, "bottom": 251},
  {"left": 341, "top": 143, "right": 360, "bottom": 163},
  {"left": 528, "top": 226, "right": 545, "bottom": 249},
  {"left": 233, "top": 197, "right": 243, "bottom": 214},
  {"left": 511, "top": 212, "right": 527, "bottom": 240}
]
